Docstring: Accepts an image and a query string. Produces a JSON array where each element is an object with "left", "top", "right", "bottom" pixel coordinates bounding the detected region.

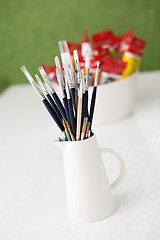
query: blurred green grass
[{"left": 0, "top": 0, "right": 160, "bottom": 92}]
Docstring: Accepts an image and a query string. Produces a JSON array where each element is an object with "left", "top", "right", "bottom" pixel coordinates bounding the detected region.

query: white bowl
[
  {"left": 89, "top": 72, "right": 138, "bottom": 126},
  {"left": 53, "top": 71, "right": 138, "bottom": 126}
]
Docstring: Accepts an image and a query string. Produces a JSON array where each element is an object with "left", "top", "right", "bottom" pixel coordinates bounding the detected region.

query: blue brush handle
[
  {"left": 46, "top": 94, "right": 62, "bottom": 122},
  {"left": 84, "top": 90, "right": 88, "bottom": 117},
  {"left": 63, "top": 96, "right": 70, "bottom": 123},
  {"left": 67, "top": 98, "right": 76, "bottom": 137},
  {"left": 42, "top": 98, "right": 64, "bottom": 132},
  {"left": 51, "top": 92, "right": 67, "bottom": 122},
  {"left": 81, "top": 92, "right": 86, "bottom": 130},
  {"left": 70, "top": 88, "right": 75, "bottom": 112},
  {"left": 89, "top": 87, "right": 97, "bottom": 130}
]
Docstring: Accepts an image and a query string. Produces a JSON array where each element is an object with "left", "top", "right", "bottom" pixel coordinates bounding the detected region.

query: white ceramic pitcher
[{"left": 53, "top": 134, "right": 125, "bottom": 222}]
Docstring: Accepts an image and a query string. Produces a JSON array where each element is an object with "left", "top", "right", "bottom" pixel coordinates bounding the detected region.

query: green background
[{"left": 0, "top": 0, "right": 160, "bottom": 92}]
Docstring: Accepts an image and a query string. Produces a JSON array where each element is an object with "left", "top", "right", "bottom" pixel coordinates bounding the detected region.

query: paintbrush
[
  {"left": 73, "top": 50, "right": 82, "bottom": 88},
  {"left": 58, "top": 40, "right": 76, "bottom": 111},
  {"left": 38, "top": 66, "right": 68, "bottom": 123},
  {"left": 89, "top": 61, "right": 99, "bottom": 133},
  {"left": 64, "top": 70, "right": 76, "bottom": 138},
  {"left": 35, "top": 74, "right": 63, "bottom": 123},
  {"left": 55, "top": 67, "right": 70, "bottom": 123},
  {"left": 81, "top": 117, "right": 88, "bottom": 140},
  {"left": 76, "top": 79, "right": 83, "bottom": 141},
  {"left": 64, "top": 65, "right": 76, "bottom": 112},
  {"left": 73, "top": 50, "right": 79, "bottom": 113},
  {"left": 84, "top": 51, "right": 90, "bottom": 118},
  {"left": 81, "top": 68, "right": 87, "bottom": 131},
  {"left": 21, "top": 66, "right": 65, "bottom": 132}
]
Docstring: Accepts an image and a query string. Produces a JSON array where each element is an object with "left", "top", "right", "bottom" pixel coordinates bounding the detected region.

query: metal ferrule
[
  {"left": 85, "top": 69, "right": 89, "bottom": 91},
  {"left": 70, "top": 69, "right": 75, "bottom": 86},
  {"left": 82, "top": 76, "right": 86, "bottom": 94},
  {"left": 55, "top": 56, "right": 65, "bottom": 88},
  {"left": 37, "top": 79, "right": 48, "bottom": 95},
  {"left": 75, "top": 70, "right": 78, "bottom": 91},
  {"left": 74, "top": 60, "right": 82, "bottom": 85},
  {"left": 60, "top": 73, "right": 65, "bottom": 88},
  {"left": 69, "top": 83, "right": 75, "bottom": 89},
  {"left": 78, "top": 81, "right": 83, "bottom": 98},
  {"left": 78, "top": 68, "right": 82, "bottom": 85},
  {"left": 32, "top": 81, "right": 45, "bottom": 100},
  {"left": 64, "top": 70, "right": 72, "bottom": 89},
  {"left": 60, "top": 83, "right": 66, "bottom": 98},
  {"left": 66, "top": 67, "right": 75, "bottom": 88},
  {"left": 62, "top": 89, "right": 66, "bottom": 99},
  {"left": 65, "top": 82, "right": 70, "bottom": 99},
  {"left": 44, "top": 78, "right": 55, "bottom": 93},
  {"left": 57, "top": 66, "right": 65, "bottom": 88},
  {"left": 56, "top": 73, "right": 65, "bottom": 98}
]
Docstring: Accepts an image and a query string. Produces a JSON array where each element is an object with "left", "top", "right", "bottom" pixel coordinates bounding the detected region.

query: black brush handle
[
  {"left": 70, "top": 87, "right": 75, "bottom": 112},
  {"left": 81, "top": 92, "right": 86, "bottom": 132},
  {"left": 42, "top": 98, "right": 64, "bottom": 132},
  {"left": 89, "top": 87, "right": 97, "bottom": 130},
  {"left": 63, "top": 96, "right": 70, "bottom": 123},
  {"left": 84, "top": 90, "right": 88, "bottom": 118},
  {"left": 51, "top": 92, "right": 67, "bottom": 122},
  {"left": 46, "top": 94, "right": 62, "bottom": 122},
  {"left": 67, "top": 98, "right": 76, "bottom": 138}
]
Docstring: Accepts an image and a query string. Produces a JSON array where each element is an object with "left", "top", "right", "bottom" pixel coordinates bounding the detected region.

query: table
[{"left": 0, "top": 71, "right": 160, "bottom": 240}]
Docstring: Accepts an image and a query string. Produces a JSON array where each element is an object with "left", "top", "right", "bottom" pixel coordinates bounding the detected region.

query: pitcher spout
[{"left": 52, "top": 140, "right": 67, "bottom": 151}]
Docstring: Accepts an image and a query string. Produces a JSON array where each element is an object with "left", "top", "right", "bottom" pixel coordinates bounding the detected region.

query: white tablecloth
[{"left": 0, "top": 71, "right": 160, "bottom": 240}]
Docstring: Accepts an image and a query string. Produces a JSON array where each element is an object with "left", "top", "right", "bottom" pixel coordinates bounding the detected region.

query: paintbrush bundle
[
  {"left": 21, "top": 40, "right": 99, "bottom": 141},
  {"left": 42, "top": 29, "right": 146, "bottom": 85}
]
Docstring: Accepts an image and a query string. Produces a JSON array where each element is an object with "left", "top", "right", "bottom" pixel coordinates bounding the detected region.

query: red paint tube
[{"left": 100, "top": 57, "right": 127, "bottom": 84}]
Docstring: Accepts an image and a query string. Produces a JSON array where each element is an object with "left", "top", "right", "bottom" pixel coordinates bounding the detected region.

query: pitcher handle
[{"left": 99, "top": 147, "right": 125, "bottom": 190}]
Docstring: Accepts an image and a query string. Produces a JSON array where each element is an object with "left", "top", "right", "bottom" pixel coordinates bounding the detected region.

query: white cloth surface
[{"left": 0, "top": 71, "right": 160, "bottom": 240}]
